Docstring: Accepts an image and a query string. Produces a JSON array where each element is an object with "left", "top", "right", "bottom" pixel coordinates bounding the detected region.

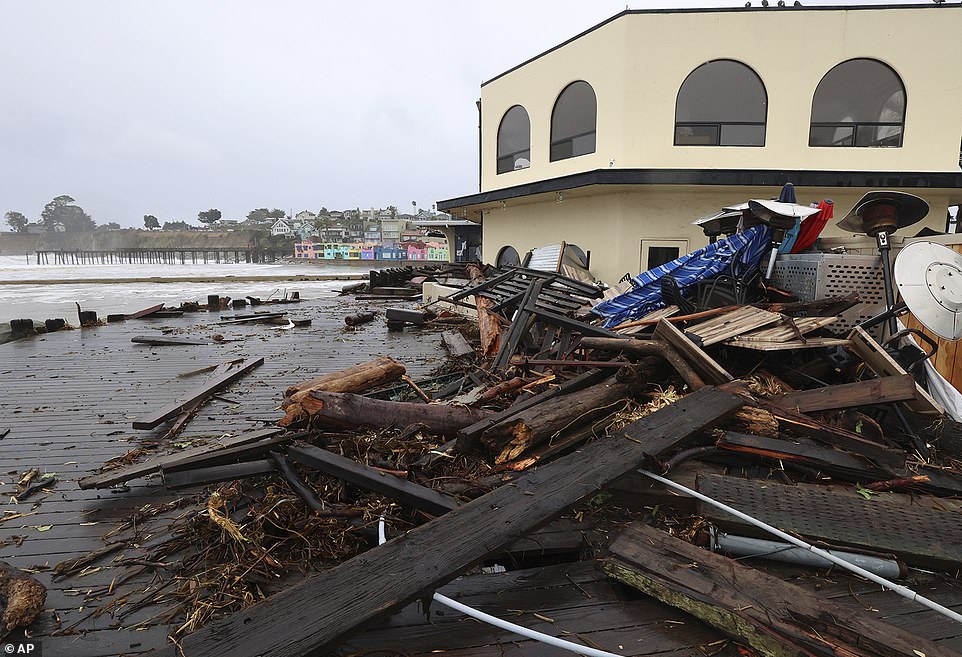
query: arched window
[
  {"left": 496, "top": 106, "right": 531, "bottom": 174},
  {"left": 496, "top": 245, "right": 521, "bottom": 268},
  {"left": 550, "top": 81, "right": 596, "bottom": 161},
  {"left": 674, "top": 60, "right": 767, "bottom": 146},
  {"left": 809, "top": 59, "right": 905, "bottom": 147}
]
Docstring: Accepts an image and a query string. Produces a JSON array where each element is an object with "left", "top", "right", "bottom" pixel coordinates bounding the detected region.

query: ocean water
[{"left": 0, "top": 256, "right": 362, "bottom": 323}]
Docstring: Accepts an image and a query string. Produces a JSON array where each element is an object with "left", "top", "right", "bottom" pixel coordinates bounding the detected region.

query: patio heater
[
  {"left": 858, "top": 240, "right": 962, "bottom": 342},
  {"left": 747, "top": 200, "right": 820, "bottom": 279},
  {"left": 837, "top": 191, "right": 929, "bottom": 336},
  {"left": 691, "top": 209, "right": 744, "bottom": 244}
]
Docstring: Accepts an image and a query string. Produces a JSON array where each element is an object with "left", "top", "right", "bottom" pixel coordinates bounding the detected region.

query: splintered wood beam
[
  {"left": 749, "top": 397, "right": 906, "bottom": 469},
  {"left": 288, "top": 443, "right": 460, "bottom": 516},
  {"left": 771, "top": 374, "right": 917, "bottom": 413},
  {"left": 143, "top": 384, "right": 745, "bottom": 657},
  {"left": 579, "top": 336, "right": 705, "bottom": 389},
  {"left": 79, "top": 427, "right": 284, "bottom": 489},
  {"left": 605, "top": 523, "right": 953, "bottom": 657},
  {"left": 132, "top": 357, "right": 264, "bottom": 429},
  {"left": 455, "top": 368, "right": 610, "bottom": 451},
  {"left": 848, "top": 326, "right": 945, "bottom": 415},
  {"left": 654, "top": 319, "right": 733, "bottom": 385}
]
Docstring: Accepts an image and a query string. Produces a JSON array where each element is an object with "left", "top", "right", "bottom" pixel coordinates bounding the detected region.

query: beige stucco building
[{"left": 438, "top": 3, "right": 962, "bottom": 285}]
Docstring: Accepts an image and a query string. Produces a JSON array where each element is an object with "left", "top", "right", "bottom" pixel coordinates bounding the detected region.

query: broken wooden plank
[
  {"left": 729, "top": 316, "right": 838, "bottom": 342},
  {"left": 605, "top": 523, "right": 955, "bottom": 657},
  {"left": 79, "top": 426, "right": 283, "bottom": 489},
  {"left": 726, "top": 337, "right": 851, "bottom": 351},
  {"left": 441, "top": 330, "right": 474, "bottom": 358},
  {"left": 132, "top": 357, "right": 264, "bottom": 429},
  {"left": 220, "top": 311, "right": 289, "bottom": 321},
  {"left": 161, "top": 430, "right": 308, "bottom": 473},
  {"left": 177, "top": 358, "right": 245, "bottom": 378},
  {"left": 144, "top": 385, "right": 745, "bottom": 657},
  {"left": 654, "top": 318, "right": 733, "bottom": 385},
  {"left": 685, "top": 306, "right": 782, "bottom": 346},
  {"left": 288, "top": 443, "right": 459, "bottom": 516},
  {"left": 162, "top": 459, "right": 276, "bottom": 489},
  {"left": 125, "top": 303, "right": 166, "bottom": 320},
  {"left": 716, "top": 431, "right": 892, "bottom": 480},
  {"left": 131, "top": 335, "right": 211, "bottom": 346},
  {"left": 750, "top": 397, "right": 906, "bottom": 469},
  {"left": 696, "top": 473, "right": 962, "bottom": 570},
  {"left": 215, "top": 313, "right": 286, "bottom": 326},
  {"left": 848, "top": 326, "right": 945, "bottom": 415},
  {"left": 771, "top": 375, "right": 918, "bottom": 413}
]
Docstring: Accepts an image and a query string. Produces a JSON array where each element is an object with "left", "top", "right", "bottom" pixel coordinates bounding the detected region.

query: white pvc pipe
[
  {"left": 711, "top": 530, "right": 904, "bottom": 579},
  {"left": 377, "top": 516, "right": 624, "bottom": 657},
  {"left": 638, "top": 469, "right": 962, "bottom": 625}
]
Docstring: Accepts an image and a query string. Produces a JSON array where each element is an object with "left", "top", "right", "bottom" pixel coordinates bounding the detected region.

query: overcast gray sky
[{"left": 0, "top": 0, "right": 937, "bottom": 227}]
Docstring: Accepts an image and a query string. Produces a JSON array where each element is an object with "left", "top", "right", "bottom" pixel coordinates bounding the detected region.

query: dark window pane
[
  {"left": 648, "top": 246, "right": 680, "bottom": 270},
  {"left": 675, "top": 124, "right": 720, "bottom": 145},
  {"left": 497, "top": 106, "right": 531, "bottom": 174},
  {"left": 810, "top": 59, "right": 905, "bottom": 148},
  {"left": 720, "top": 124, "right": 765, "bottom": 146},
  {"left": 855, "top": 124, "right": 902, "bottom": 147},
  {"left": 675, "top": 60, "right": 767, "bottom": 147},
  {"left": 496, "top": 246, "right": 521, "bottom": 268},
  {"left": 550, "top": 81, "right": 596, "bottom": 161}
]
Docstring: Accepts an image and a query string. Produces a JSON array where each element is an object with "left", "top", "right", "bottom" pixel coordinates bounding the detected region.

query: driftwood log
[
  {"left": 466, "top": 263, "right": 503, "bottom": 359},
  {"left": 292, "top": 391, "right": 493, "bottom": 435},
  {"left": 280, "top": 357, "right": 406, "bottom": 427},
  {"left": 0, "top": 561, "right": 46, "bottom": 639},
  {"left": 481, "top": 372, "right": 635, "bottom": 464}
]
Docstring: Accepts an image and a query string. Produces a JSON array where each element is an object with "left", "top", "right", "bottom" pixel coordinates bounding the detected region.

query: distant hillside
[{"left": 0, "top": 229, "right": 264, "bottom": 255}]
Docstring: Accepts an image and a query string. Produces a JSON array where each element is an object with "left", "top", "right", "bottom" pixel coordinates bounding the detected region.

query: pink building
[{"left": 406, "top": 241, "right": 428, "bottom": 260}]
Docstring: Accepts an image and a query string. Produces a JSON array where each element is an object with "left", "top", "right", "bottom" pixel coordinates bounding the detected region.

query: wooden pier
[{"left": 34, "top": 247, "right": 289, "bottom": 265}]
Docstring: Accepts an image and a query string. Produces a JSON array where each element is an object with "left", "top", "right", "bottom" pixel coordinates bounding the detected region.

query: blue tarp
[{"left": 592, "top": 224, "right": 772, "bottom": 327}]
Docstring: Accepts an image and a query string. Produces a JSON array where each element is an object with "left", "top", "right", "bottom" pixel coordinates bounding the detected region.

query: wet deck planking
[{"left": 0, "top": 292, "right": 447, "bottom": 654}]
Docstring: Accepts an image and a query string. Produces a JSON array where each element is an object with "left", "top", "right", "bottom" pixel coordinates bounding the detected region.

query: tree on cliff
[
  {"left": 163, "top": 220, "right": 193, "bottom": 231},
  {"left": 144, "top": 215, "right": 160, "bottom": 230},
  {"left": 246, "top": 208, "right": 286, "bottom": 223},
  {"left": 4, "top": 211, "right": 28, "bottom": 233},
  {"left": 197, "top": 208, "right": 222, "bottom": 226},
  {"left": 41, "top": 195, "right": 96, "bottom": 233}
]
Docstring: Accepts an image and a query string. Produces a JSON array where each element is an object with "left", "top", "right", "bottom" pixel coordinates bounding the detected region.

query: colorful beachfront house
[
  {"left": 376, "top": 245, "right": 407, "bottom": 260},
  {"left": 405, "top": 241, "right": 429, "bottom": 260},
  {"left": 360, "top": 245, "right": 377, "bottom": 260},
  {"left": 437, "top": 4, "right": 962, "bottom": 285},
  {"left": 426, "top": 241, "right": 449, "bottom": 261}
]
